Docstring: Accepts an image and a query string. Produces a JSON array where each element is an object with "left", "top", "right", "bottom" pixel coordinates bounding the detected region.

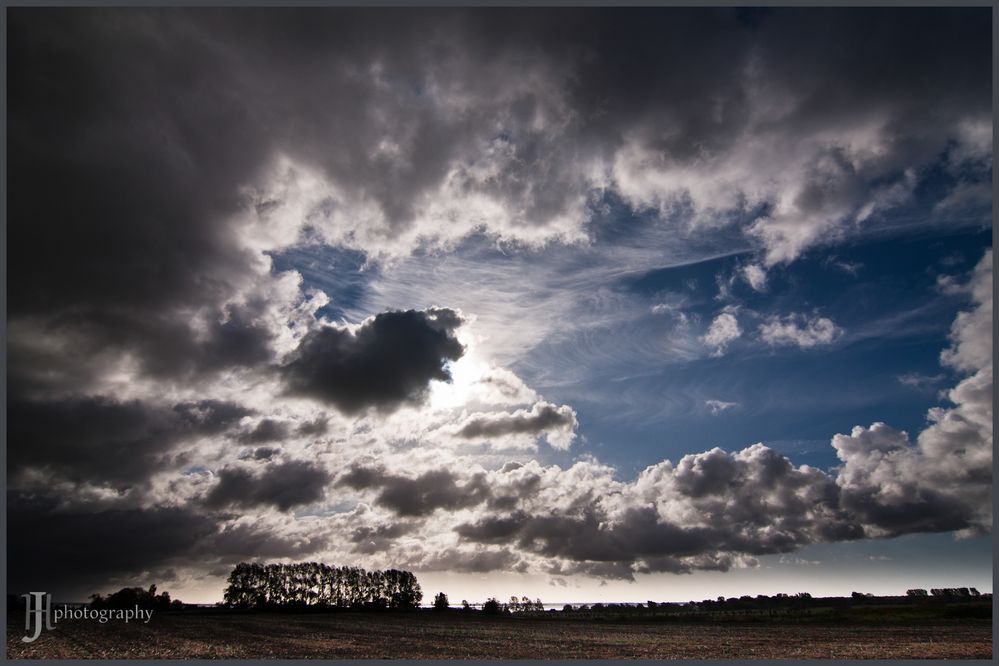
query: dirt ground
[{"left": 6, "top": 610, "right": 993, "bottom": 659}]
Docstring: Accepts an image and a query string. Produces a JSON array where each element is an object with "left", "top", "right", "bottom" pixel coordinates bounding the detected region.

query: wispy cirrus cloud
[{"left": 705, "top": 399, "right": 739, "bottom": 415}]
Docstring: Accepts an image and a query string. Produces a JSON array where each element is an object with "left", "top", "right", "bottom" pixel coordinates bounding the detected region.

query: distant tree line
[
  {"left": 507, "top": 596, "right": 545, "bottom": 612},
  {"left": 435, "top": 596, "right": 545, "bottom": 614},
  {"left": 926, "top": 587, "right": 980, "bottom": 597},
  {"left": 557, "top": 588, "right": 991, "bottom": 614},
  {"left": 90, "top": 584, "right": 183, "bottom": 610},
  {"left": 223, "top": 562, "right": 422, "bottom": 610}
]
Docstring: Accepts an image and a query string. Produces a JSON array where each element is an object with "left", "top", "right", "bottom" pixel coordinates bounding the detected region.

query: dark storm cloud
[
  {"left": 337, "top": 465, "right": 490, "bottom": 517},
  {"left": 350, "top": 521, "right": 420, "bottom": 555},
  {"left": 838, "top": 486, "right": 977, "bottom": 536},
  {"left": 237, "top": 419, "right": 289, "bottom": 444},
  {"left": 487, "top": 471, "right": 543, "bottom": 512},
  {"left": 8, "top": 396, "right": 251, "bottom": 487},
  {"left": 562, "top": 7, "right": 989, "bottom": 172},
  {"left": 447, "top": 445, "right": 868, "bottom": 577},
  {"left": 205, "top": 460, "right": 331, "bottom": 512},
  {"left": 9, "top": 487, "right": 330, "bottom": 598},
  {"left": 207, "top": 521, "right": 328, "bottom": 561},
  {"left": 7, "top": 6, "right": 545, "bottom": 375},
  {"left": 334, "top": 446, "right": 864, "bottom": 578},
  {"left": 452, "top": 506, "right": 826, "bottom": 580},
  {"left": 337, "top": 440, "right": 869, "bottom": 578},
  {"left": 415, "top": 547, "right": 523, "bottom": 574},
  {"left": 833, "top": 421, "right": 993, "bottom": 539},
  {"left": 547, "top": 560, "right": 637, "bottom": 581},
  {"left": 455, "top": 508, "right": 759, "bottom": 570},
  {"left": 281, "top": 308, "right": 464, "bottom": 414},
  {"left": 8, "top": 10, "right": 284, "bottom": 396},
  {"left": 752, "top": 9, "right": 990, "bottom": 140},
  {"left": 173, "top": 400, "right": 255, "bottom": 432},
  {"left": 559, "top": 8, "right": 754, "bottom": 160},
  {"left": 296, "top": 417, "right": 329, "bottom": 436},
  {"left": 7, "top": 492, "right": 218, "bottom": 598},
  {"left": 337, "top": 465, "right": 389, "bottom": 490},
  {"left": 444, "top": 426, "right": 986, "bottom": 577},
  {"left": 454, "top": 513, "right": 526, "bottom": 544},
  {"left": 253, "top": 447, "right": 278, "bottom": 460}
]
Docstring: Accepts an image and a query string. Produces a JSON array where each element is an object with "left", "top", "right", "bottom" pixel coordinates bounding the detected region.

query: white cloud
[
  {"left": 740, "top": 263, "right": 768, "bottom": 292},
  {"left": 940, "top": 249, "right": 992, "bottom": 374},
  {"left": 702, "top": 312, "right": 741, "bottom": 356},
  {"left": 759, "top": 314, "right": 842, "bottom": 349},
  {"left": 451, "top": 401, "right": 578, "bottom": 451},
  {"left": 832, "top": 249, "right": 993, "bottom": 537}
]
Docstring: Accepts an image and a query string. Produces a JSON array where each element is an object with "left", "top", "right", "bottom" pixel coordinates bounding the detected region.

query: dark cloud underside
[
  {"left": 281, "top": 309, "right": 464, "bottom": 414},
  {"left": 206, "top": 460, "right": 331, "bottom": 512},
  {"left": 8, "top": 397, "right": 250, "bottom": 486}
]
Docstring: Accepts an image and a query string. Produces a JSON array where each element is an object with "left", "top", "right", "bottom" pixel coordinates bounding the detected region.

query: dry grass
[{"left": 6, "top": 610, "right": 992, "bottom": 659}]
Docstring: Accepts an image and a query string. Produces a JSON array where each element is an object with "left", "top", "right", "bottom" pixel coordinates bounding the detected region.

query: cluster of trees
[
  {"left": 896, "top": 588, "right": 982, "bottom": 598},
  {"left": 435, "top": 596, "right": 545, "bottom": 614},
  {"left": 506, "top": 596, "right": 545, "bottom": 612},
  {"left": 90, "top": 585, "right": 183, "bottom": 610},
  {"left": 475, "top": 596, "right": 544, "bottom": 614},
  {"left": 223, "top": 562, "right": 422, "bottom": 610},
  {"left": 929, "top": 587, "right": 981, "bottom": 597}
]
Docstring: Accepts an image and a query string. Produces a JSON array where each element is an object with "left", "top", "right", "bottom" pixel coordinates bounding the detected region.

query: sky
[{"left": 5, "top": 7, "right": 993, "bottom": 605}]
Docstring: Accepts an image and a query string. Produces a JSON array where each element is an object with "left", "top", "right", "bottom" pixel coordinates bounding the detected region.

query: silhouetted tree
[
  {"left": 482, "top": 598, "right": 502, "bottom": 615},
  {"left": 433, "top": 592, "right": 450, "bottom": 611},
  {"left": 90, "top": 584, "right": 181, "bottom": 610}
]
